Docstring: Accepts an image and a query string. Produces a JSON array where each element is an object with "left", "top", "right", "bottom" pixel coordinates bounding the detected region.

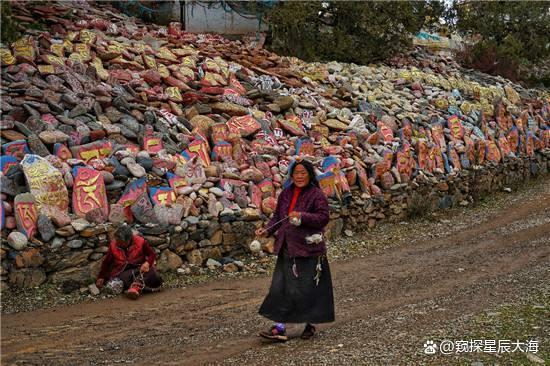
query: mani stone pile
[{"left": 1, "top": 1, "right": 549, "bottom": 289}]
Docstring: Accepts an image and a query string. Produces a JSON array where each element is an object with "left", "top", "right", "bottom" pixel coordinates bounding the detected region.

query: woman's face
[{"left": 292, "top": 164, "right": 310, "bottom": 188}]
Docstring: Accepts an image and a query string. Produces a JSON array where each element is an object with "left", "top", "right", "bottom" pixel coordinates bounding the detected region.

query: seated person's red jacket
[{"left": 97, "top": 234, "right": 156, "bottom": 280}]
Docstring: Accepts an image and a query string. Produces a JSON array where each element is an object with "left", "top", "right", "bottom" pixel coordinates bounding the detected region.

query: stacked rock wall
[
  {"left": 1, "top": 2, "right": 549, "bottom": 290},
  {"left": 3, "top": 155, "right": 547, "bottom": 290}
]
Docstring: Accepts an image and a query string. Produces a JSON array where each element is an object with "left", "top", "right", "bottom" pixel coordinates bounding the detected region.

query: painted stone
[
  {"left": 486, "top": 139, "right": 501, "bottom": 163},
  {"left": 20, "top": 154, "right": 69, "bottom": 216},
  {"left": 108, "top": 203, "right": 127, "bottom": 224},
  {"left": 248, "top": 183, "right": 262, "bottom": 208},
  {"left": 258, "top": 179, "right": 275, "bottom": 198},
  {"left": 70, "top": 140, "right": 113, "bottom": 163},
  {"left": 416, "top": 140, "right": 432, "bottom": 173},
  {"left": 149, "top": 187, "right": 176, "bottom": 206},
  {"left": 118, "top": 177, "right": 148, "bottom": 208},
  {"left": 142, "top": 126, "right": 163, "bottom": 155},
  {"left": 525, "top": 132, "right": 535, "bottom": 158},
  {"left": 211, "top": 141, "right": 233, "bottom": 162},
  {"left": 430, "top": 123, "right": 446, "bottom": 149},
  {"left": 187, "top": 138, "right": 211, "bottom": 166},
  {"left": 278, "top": 115, "right": 305, "bottom": 136},
  {"left": 183, "top": 157, "right": 206, "bottom": 185},
  {"left": 355, "top": 162, "right": 371, "bottom": 194},
  {"left": 14, "top": 193, "right": 38, "bottom": 239},
  {"left": 377, "top": 122, "right": 394, "bottom": 144},
  {"left": 507, "top": 127, "right": 519, "bottom": 154},
  {"left": 261, "top": 197, "right": 277, "bottom": 215},
  {"left": 295, "top": 137, "right": 315, "bottom": 156},
  {"left": 226, "top": 115, "right": 261, "bottom": 138},
  {"left": 0, "top": 155, "right": 18, "bottom": 175},
  {"left": 210, "top": 123, "right": 230, "bottom": 145},
  {"left": 447, "top": 115, "right": 464, "bottom": 141},
  {"left": 130, "top": 192, "right": 158, "bottom": 224},
  {"left": 475, "top": 139, "right": 487, "bottom": 165},
  {"left": 2, "top": 140, "right": 31, "bottom": 159},
  {"left": 396, "top": 144, "right": 414, "bottom": 180},
  {"left": 497, "top": 135, "right": 512, "bottom": 158},
  {"left": 72, "top": 166, "right": 108, "bottom": 218},
  {"left": 53, "top": 143, "right": 72, "bottom": 161},
  {"left": 167, "top": 172, "right": 188, "bottom": 194}
]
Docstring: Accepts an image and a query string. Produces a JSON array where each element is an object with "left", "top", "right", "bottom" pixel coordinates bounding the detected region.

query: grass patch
[{"left": 457, "top": 291, "right": 549, "bottom": 365}]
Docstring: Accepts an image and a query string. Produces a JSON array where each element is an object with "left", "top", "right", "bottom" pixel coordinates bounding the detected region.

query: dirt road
[{"left": 2, "top": 180, "right": 549, "bottom": 365}]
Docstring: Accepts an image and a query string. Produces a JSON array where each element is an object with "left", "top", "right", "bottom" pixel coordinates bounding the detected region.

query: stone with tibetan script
[
  {"left": 183, "top": 157, "right": 206, "bottom": 185},
  {"left": 154, "top": 203, "right": 184, "bottom": 225},
  {"left": 85, "top": 207, "right": 108, "bottom": 224},
  {"left": 72, "top": 166, "right": 108, "bottom": 219},
  {"left": 118, "top": 177, "right": 148, "bottom": 208},
  {"left": 53, "top": 143, "right": 72, "bottom": 161},
  {"left": 0, "top": 155, "right": 18, "bottom": 175},
  {"left": 149, "top": 187, "right": 176, "bottom": 206},
  {"left": 396, "top": 145, "right": 414, "bottom": 181},
  {"left": 210, "top": 123, "right": 230, "bottom": 145},
  {"left": 261, "top": 197, "right": 277, "bottom": 215},
  {"left": 14, "top": 193, "right": 38, "bottom": 239},
  {"left": 166, "top": 172, "right": 188, "bottom": 194},
  {"left": 13, "top": 36, "right": 36, "bottom": 63},
  {"left": 211, "top": 141, "right": 233, "bottom": 162},
  {"left": 248, "top": 184, "right": 262, "bottom": 209},
  {"left": 377, "top": 122, "right": 394, "bottom": 144},
  {"left": 142, "top": 126, "right": 163, "bottom": 155},
  {"left": 318, "top": 171, "right": 338, "bottom": 200},
  {"left": 108, "top": 203, "right": 127, "bottom": 224},
  {"left": 130, "top": 192, "right": 158, "bottom": 224},
  {"left": 486, "top": 140, "right": 501, "bottom": 163},
  {"left": 345, "top": 168, "right": 357, "bottom": 187},
  {"left": 355, "top": 162, "right": 370, "bottom": 194},
  {"left": 187, "top": 139, "right": 211, "bottom": 166},
  {"left": 279, "top": 115, "right": 305, "bottom": 136},
  {"left": 190, "top": 115, "right": 215, "bottom": 137},
  {"left": 295, "top": 137, "right": 315, "bottom": 156},
  {"left": 258, "top": 179, "right": 275, "bottom": 198},
  {"left": 226, "top": 115, "right": 261, "bottom": 138},
  {"left": 70, "top": 140, "right": 113, "bottom": 163},
  {"left": 0, "top": 48, "right": 15, "bottom": 66},
  {"left": 20, "top": 154, "right": 69, "bottom": 216},
  {"left": 165, "top": 87, "right": 183, "bottom": 103},
  {"left": 447, "top": 115, "right": 464, "bottom": 141},
  {"left": 430, "top": 123, "right": 446, "bottom": 149},
  {"left": 2, "top": 140, "right": 31, "bottom": 160}
]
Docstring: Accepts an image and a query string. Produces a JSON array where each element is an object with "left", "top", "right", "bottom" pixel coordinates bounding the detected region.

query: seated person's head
[{"left": 114, "top": 224, "right": 133, "bottom": 248}]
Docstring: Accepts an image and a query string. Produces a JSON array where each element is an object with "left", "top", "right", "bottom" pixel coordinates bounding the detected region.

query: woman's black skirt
[{"left": 259, "top": 251, "right": 335, "bottom": 324}]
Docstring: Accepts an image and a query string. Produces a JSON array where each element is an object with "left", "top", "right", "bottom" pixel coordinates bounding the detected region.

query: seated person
[{"left": 96, "top": 224, "right": 162, "bottom": 299}]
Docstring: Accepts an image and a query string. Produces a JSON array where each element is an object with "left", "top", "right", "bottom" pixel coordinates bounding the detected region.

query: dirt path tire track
[{"left": 2, "top": 190, "right": 549, "bottom": 365}]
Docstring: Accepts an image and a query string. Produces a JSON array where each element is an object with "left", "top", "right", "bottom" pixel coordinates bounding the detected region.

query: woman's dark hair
[
  {"left": 289, "top": 159, "right": 320, "bottom": 188},
  {"left": 114, "top": 224, "right": 133, "bottom": 243}
]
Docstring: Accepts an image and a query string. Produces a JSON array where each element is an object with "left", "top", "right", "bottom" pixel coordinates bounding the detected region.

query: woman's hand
[
  {"left": 95, "top": 278, "right": 104, "bottom": 289},
  {"left": 140, "top": 261, "right": 150, "bottom": 273},
  {"left": 255, "top": 228, "right": 267, "bottom": 237},
  {"left": 289, "top": 211, "right": 301, "bottom": 219}
]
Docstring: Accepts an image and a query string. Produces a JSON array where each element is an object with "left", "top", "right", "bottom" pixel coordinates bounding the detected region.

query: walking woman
[{"left": 255, "top": 158, "right": 335, "bottom": 342}]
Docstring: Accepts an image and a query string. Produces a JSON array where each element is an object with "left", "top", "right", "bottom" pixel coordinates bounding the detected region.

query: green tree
[
  {"left": 1, "top": 1, "right": 20, "bottom": 44},
  {"left": 266, "top": 1, "right": 444, "bottom": 64},
  {"left": 449, "top": 1, "right": 550, "bottom": 85}
]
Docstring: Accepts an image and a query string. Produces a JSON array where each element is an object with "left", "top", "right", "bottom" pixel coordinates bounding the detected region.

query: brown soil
[{"left": 2, "top": 183, "right": 549, "bottom": 365}]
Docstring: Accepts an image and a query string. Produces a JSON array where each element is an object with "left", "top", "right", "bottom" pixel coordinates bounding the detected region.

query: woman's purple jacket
[{"left": 266, "top": 184, "right": 330, "bottom": 257}]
